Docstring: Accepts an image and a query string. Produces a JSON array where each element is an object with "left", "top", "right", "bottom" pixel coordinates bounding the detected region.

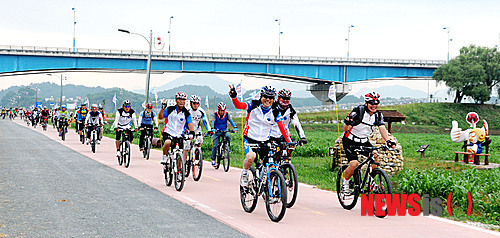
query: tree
[{"left": 433, "top": 45, "right": 500, "bottom": 104}]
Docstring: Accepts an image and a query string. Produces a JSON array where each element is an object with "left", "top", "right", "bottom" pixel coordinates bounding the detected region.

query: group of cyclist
[{"left": 10, "top": 84, "right": 395, "bottom": 221}]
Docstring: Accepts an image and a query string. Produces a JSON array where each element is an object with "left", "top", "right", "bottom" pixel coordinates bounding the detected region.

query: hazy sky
[{"left": 0, "top": 0, "right": 499, "bottom": 96}]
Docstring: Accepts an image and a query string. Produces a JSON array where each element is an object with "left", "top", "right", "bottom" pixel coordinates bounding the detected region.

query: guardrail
[{"left": 0, "top": 45, "right": 446, "bottom": 66}]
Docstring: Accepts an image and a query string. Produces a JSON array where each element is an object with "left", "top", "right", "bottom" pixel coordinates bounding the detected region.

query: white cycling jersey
[
  {"left": 270, "top": 104, "right": 305, "bottom": 139},
  {"left": 85, "top": 111, "right": 104, "bottom": 125},
  {"left": 161, "top": 106, "right": 193, "bottom": 137},
  {"left": 188, "top": 107, "right": 211, "bottom": 133},
  {"left": 113, "top": 108, "right": 138, "bottom": 129},
  {"left": 243, "top": 100, "right": 283, "bottom": 142}
]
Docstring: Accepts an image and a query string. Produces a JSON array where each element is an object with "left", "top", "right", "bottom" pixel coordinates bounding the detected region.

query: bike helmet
[
  {"left": 91, "top": 104, "right": 98, "bottom": 109},
  {"left": 146, "top": 103, "right": 153, "bottom": 109},
  {"left": 364, "top": 91, "right": 380, "bottom": 104},
  {"left": 98, "top": 104, "right": 103, "bottom": 110},
  {"left": 278, "top": 88, "right": 292, "bottom": 100},
  {"left": 190, "top": 95, "right": 201, "bottom": 104},
  {"left": 175, "top": 92, "right": 187, "bottom": 100},
  {"left": 122, "top": 100, "right": 131, "bottom": 107},
  {"left": 260, "top": 85, "right": 276, "bottom": 98},
  {"left": 217, "top": 102, "right": 227, "bottom": 110},
  {"left": 43, "top": 106, "right": 47, "bottom": 109},
  {"left": 61, "top": 105, "right": 67, "bottom": 109},
  {"left": 81, "top": 103, "right": 87, "bottom": 107}
]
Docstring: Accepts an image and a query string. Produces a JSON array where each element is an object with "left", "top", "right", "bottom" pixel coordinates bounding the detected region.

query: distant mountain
[
  {"left": 353, "top": 85, "right": 428, "bottom": 99},
  {"left": 86, "top": 89, "right": 144, "bottom": 113}
]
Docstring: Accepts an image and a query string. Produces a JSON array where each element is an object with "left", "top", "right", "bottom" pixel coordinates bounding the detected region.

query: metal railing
[{"left": 0, "top": 45, "right": 446, "bottom": 66}]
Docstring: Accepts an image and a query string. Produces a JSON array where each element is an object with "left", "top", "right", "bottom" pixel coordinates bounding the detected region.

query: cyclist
[
  {"left": 270, "top": 88, "right": 307, "bottom": 146},
  {"left": 183, "top": 95, "right": 211, "bottom": 163},
  {"left": 1, "top": 107, "right": 5, "bottom": 119},
  {"left": 98, "top": 104, "right": 108, "bottom": 141},
  {"left": 76, "top": 104, "right": 89, "bottom": 141},
  {"left": 138, "top": 103, "right": 159, "bottom": 151},
  {"left": 158, "top": 92, "right": 195, "bottom": 164},
  {"left": 209, "top": 102, "right": 237, "bottom": 167},
  {"left": 32, "top": 107, "right": 40, "bottom": 125},
  {"left": 113, "top": 100, "right": 139, "bottom": 157},
  {"left": 85, "top": 104, "right": 104, "bottom": 144},
  {"left": 229, "top": 85, "right": 292, "bottom": 187},
  {"left": 341, "top": 92, "right": 396, "bottom": 194},
  {"left": 52, "top": 107, "right": 59, "bottom": 128},
  {"left": 56, "top": 105, "right": 71, "bottom": 136},
  {"left": 40, "top": 106, "right": 50, "bottom": 125}
]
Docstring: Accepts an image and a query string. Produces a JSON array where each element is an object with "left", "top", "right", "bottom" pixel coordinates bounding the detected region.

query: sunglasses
[
  {"left": 263, "top": 95, "right": 275, "bottom": 100},
  {"left": 367, "top": 101, "right": 380, "bottom": 105},
  {"left": 191, "top": 102, "right": 200, "bottom": 105},
  {"left": 124, "top": 105, "right": 131, "bottom": 108},
  {"left": 280, "top": 97, "right": 290, "bottom": 101}
]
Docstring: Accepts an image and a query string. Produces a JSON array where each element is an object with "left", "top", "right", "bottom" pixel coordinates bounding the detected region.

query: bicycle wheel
[
  {"left": 192, "top": 147, "right": 203, "bottom": 181},
  {"left": 164, "top": 160, "right": 173, "bottom": 186},
  {"left": 184, "top": 156, "right": 191, "bottom": 178},
  {"left": 240, "top": 167, "right": 258, "bottom": 213},
  {"left": 280, "top": 163, "right": 299, "bottom": 208},
  {"left": 265, "top": 170, "right": 287, "bottom": 222},
  {"left": 91, "top": 139, "right": 96, "bottom": 153},
  {"left": 61, "top": 129, "right": 66, "bottom": 141},
  {"left": 369, "top": 168, "right": 392, "bottom": 218},
  {"left": 222, "top": 144, "right": 230, "bottom": 172},
  {"left": 336, "top": 165, "right": 360, "bottom": 210},
  {"left": 145, "top": 138, "right": 151, "bottom": 160},
  {"left": 123, "top": 141, "right": 131, "bottom": 168},
  {"left": 174, "top": 153, "right": 185, "bottom": 191},
  {"left": 118, "top": 142, "right": 124, "bottom": 166},
  {"left": 215, "top": 145, "right": 221, "bottom": 170}
]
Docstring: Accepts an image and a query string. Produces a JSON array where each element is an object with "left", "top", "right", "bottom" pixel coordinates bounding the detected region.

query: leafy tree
[{"left": 434, "top": 45, "right": 500, "bottom": 104}]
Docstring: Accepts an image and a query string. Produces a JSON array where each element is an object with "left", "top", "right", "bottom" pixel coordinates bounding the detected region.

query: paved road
[
  {"left": 3, "top": 119, "right": 500, "bottom": 237},
  {"left": 0, "top": 120, "right": 246, "bottom": 238}
]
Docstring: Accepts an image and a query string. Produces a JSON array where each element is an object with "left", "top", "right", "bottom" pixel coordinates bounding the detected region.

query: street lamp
[
  {"left": 118, "top": 28, "right": 153, "bottom": 103},
  {"left": 168, "top": 16, "right": 174, "bottom": 55},
  {"left": 47, "top": 73, "right": 64, "bottom": 107},
  {"left": 275, "top": 18, "right": 283, "bottom": 59},
  {"left": 72, "top": 7, "right": 77, "bottom": 52},
  {"left": 344, "top": 25, "right": 354, "bottom": 83},
  {"left": 443, "top": 27, "right": 453, "bottom": 62},
  {"left": 346, "top": 25, "right": 354, "bottom": 60}
]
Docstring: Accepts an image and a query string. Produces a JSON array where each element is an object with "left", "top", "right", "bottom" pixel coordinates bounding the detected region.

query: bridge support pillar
[{"left": 307, "top": 83, "right": 351, "bottom": 105}]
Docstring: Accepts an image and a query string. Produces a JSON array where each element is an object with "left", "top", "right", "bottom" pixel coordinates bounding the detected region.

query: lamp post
[
  {"left": 344, "top": 25, "right": 354, "bottom": 82},
  {"left": 72, "top": 7, "right": 76, "bottom": 52},
  {"left": 118, "top": 29, "right": 153, "bottom": 103},
  {"left": 168, "top": 16, "right": 174, "bottom": 55},
  {"left": 346, "top": 25, "right": 354, "bottom": 60},
  {"left": 443, "top": 27, "right": 452, "bottom": 62},
  {"left": 47, "top": 74, "right": 64, "bottom": 107},
  {"left": 275, "top": 18, "right": 283, "bottom": 59}
]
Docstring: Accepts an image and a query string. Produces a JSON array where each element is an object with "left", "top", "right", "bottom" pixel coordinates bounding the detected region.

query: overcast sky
[{"left": 0, "top": 0, "right": 499, "bottom": 96}]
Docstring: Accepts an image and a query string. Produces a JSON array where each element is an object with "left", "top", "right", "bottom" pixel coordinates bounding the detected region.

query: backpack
[{"left": 350, "top": 105, "right": 382, "bottom": 127}]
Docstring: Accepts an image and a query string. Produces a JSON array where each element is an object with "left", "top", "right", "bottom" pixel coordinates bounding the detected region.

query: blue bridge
[{"left": 0, "top": 45, "right": 444, "bottom": 103}]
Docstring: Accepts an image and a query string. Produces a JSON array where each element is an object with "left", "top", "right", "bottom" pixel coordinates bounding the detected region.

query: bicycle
[
  {"left": 273, "top": 140, "right": 302, "bottom": 208},
  {"left": 58, "top": 118, "right": 69, "bottom": 141},
  {"left": 41, "top": 116, "right": 48, "bottom": 131},
  {"left": 163, "top": 136, "right": 187, "bottom": 191},
  {"left": 139, "top": 126, "right": 154, "bottom": 160},
  {"left": 79, "top": 122, "right": 86, "bottom": 144},
  {"left": 336, "top": 145, "right": 395, "bottom": 218},
  {"left": 239, "top": 141, "right": 291, "bottom": 222},
  {"left": 87, "top": 124, "right": 101, "bottom": 153},
  {"left": 116, "top": 128, "right": 133, "bottom": 168},
  {"left": 26, "top": 115, "right": 31, "bottom": 126},
  {"left": 213, "top": 129, "right": 235, "bottom": 172},
  {"left": 184, "top": 131, "right": 204, "bottom": 181}
]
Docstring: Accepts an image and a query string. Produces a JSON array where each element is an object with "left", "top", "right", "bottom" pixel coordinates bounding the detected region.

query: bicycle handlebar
[{"left": 352, "top": 145, "right": 399, "bottom": 153}]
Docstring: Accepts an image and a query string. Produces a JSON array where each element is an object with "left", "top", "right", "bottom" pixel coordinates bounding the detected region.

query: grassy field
[{"left": 99, "top": 103, "right": 499, "bottom": 228}]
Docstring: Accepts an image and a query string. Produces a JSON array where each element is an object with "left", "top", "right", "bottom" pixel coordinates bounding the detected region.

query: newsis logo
[{"left": 360, "top": 192, "right": 473, "bottom": 217}]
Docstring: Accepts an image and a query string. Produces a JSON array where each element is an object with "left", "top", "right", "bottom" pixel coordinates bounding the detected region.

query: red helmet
[
  {"left": 466, "top": 112, "right": 479, "bottom": 126},
  {"left": 364, "top": 92, "right": 380, "bottom": 104},
  {"left": 278, "top": 88, "right": 292, "bottom": 99},
  {"left": 175, "top": 92, "right": 187, "bottom": 100},
  {"left": 218, "top": 102, "right": 227, "bottom": 110},
  {"left": 190, "top": 95, "right": 201, "bottom": 104},
  {"left": 146, "top": 103, "right": 153, "bottom": 109}
]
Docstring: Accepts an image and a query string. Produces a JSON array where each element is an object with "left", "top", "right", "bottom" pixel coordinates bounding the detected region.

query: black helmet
[
  {"left": 260, "top": 85, "right": 276, "bottom": 98},
  {"left": 122, "top": 100, "right": 131, "bottom": 107}
]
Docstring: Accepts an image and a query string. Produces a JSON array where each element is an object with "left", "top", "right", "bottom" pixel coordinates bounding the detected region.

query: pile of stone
[{"left": 333, "top": 127, "right": 404, "bottom": 175}]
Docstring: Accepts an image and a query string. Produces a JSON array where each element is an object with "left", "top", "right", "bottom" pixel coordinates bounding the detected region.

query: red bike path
[{"left": 18, "top": 120, "right": 500, "bottom": 237}]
